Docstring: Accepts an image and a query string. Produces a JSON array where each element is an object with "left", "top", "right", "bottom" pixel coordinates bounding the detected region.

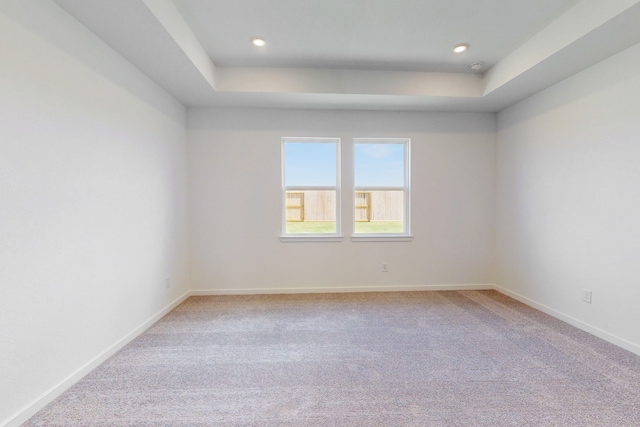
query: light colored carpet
[{"left": 25, "top": 290, "right": 640, "bottom": 426}]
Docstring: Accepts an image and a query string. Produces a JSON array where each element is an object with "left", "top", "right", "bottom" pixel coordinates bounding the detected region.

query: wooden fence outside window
[{"left": 286, "top": 190, "right": 402, "bottom": 222}]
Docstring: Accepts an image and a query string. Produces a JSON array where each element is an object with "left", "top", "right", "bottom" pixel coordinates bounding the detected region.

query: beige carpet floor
[{"left": 25, "top": 290, "right": 640, "bottom": 426}]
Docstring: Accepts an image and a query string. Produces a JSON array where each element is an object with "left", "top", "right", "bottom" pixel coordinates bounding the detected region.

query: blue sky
[
  {"left": 285, "top": 142, "right": 405, "bottom": 187},
  {"left": 285, "top": 142, "right": 336, "bottom": 186},
  {"left": 354, "top": 143, "right": 405, "bottom": 187}
]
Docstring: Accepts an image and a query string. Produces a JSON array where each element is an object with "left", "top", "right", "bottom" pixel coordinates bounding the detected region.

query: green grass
[
  {"left": 286, "top": 221, "right": 336, "bottom": 234},
  {"left": 286, "top": 221, "right": 403, "bottom": 234},
  {"left": 354, "top": 221, "right": 403, "bottom": 234}
]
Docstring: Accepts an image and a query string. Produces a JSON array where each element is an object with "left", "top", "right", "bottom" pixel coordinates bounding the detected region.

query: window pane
[
  {"left": 286, "top": 190, "right": 336, "bottom": 234},
  {"left": 354, "top": 190, "right": 404, "bottom": 234},
  {"left": 285, "top": 142, "right": 336, "bottom": 187},
  {"left": 354, "top": 143, "right": 404, "bottom": 187}
]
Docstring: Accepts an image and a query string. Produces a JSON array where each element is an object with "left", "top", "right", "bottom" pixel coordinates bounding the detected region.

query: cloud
[{"left": 363, "top": 144, "right": 393, "bottom": 158}]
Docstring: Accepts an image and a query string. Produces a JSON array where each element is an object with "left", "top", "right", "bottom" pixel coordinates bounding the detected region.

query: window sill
[
  {"left": 280, "top": 235, "right": 344, "bottom": 242},
  {"left": 351, "top": 235, "right": 413, "bottom": 242}
]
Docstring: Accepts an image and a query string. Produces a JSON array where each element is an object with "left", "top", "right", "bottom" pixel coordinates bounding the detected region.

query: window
[
  {"left": 353, "top": 138, "right": 410, "bottom": 238},
  {"left": 281, "top": 138, "right": 341, "bottom": 239}
]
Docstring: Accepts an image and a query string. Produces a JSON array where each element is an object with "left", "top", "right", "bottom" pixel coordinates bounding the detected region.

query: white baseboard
[
  {"left": 191, "top": 284, "right": 494, "bottom": 296},
  {"left": 492, "top": 284, "right": 640, "bottom": 357},
  {"left": 1, "top": 291, "right": 191, "bottom": 427}
]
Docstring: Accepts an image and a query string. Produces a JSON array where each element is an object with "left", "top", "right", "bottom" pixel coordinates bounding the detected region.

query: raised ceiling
[
  {"left": 53, "top": 0, "right": 640, "bottom": 111},
  {"left": 174, "top": 0, "right": 578, "bottom": 72}
]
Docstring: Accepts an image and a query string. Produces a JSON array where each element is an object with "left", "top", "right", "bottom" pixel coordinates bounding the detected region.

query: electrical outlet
[
  {"left": 583, "top": 289, "right": 592, "bottom": 304},
  {"left": 165, "top": 277, "right": 171, "bottom": 289},
  {"left": 382, "top": 263, "right": 388, "bottom": 273}
]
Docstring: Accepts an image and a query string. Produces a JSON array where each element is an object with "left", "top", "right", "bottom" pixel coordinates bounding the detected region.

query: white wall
[
  {"left": 495, "top": 42, "right": 640, "bottom": 352},
  {"left": 188, "top": 108, "right": 496, "bottom": 292},
  {"left": 0, "top": 1, "right": 189, "bottom": 424}
]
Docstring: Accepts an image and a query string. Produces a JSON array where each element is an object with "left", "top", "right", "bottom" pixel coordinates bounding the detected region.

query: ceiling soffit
[{"left": 52, "top": 0, "right": 640, "bottom": 111}]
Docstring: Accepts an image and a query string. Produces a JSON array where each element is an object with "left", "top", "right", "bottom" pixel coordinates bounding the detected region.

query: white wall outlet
[
  {"left": 382, "top": 263, "right": 388, "bottom": 273},
  {"left": 165, "top": 277, "right": 171, "bottom": 289},
  {"left": 583, "top": 289, "right": 592, "bottom": 304}
]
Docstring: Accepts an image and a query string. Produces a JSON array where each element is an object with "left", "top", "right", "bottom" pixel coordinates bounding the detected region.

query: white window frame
[
  {"left": 280, "top": 137, "right": 342, "bottom": 242},
  {"left": 352, "top": 138, "right": 412, "bottom": 242}
]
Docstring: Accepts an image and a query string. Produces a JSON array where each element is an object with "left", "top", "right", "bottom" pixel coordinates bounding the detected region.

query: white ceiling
[
  {"left": 173, "top": 0, "right": 578, "bottom": 72},
  {"left": 52, "top": 0, "right": 640, "bottom": 112}
]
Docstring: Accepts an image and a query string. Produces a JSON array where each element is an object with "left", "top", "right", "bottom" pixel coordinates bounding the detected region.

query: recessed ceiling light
[
  {"left": 251, "top": 36, "right": 266, "bottom": 47},
  {"left": 453, "top": 43, "right": 469, "bottom": 53},
  {"left": 470, "top": 62, "right": 484, "bottom": 71}
]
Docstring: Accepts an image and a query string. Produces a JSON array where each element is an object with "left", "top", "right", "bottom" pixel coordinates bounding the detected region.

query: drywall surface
[
  {"left": 0, "top": 1, "right": 189, "bottom": 424},
  {"left": 495, "top": 42, "right": 640, "bottom": 351},
  {"left": 188, "top": 108, "right": 496, "bottom": 292}
]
